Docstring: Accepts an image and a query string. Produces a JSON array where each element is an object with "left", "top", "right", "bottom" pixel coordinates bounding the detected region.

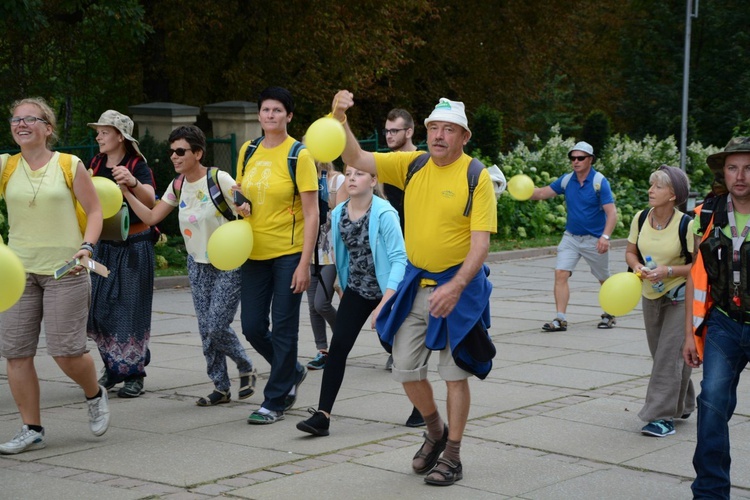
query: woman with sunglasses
[
  {"left": 297, "top": 165, "right": 406, "bottom": 436},
  {"left": 86, "top": 110, "right": 157, "bottom": 399},
  {"left": 122, "top": 125, "right": 256, "bottom": 407},
  {"left": 0, "top": 98, "right": 108, "bottom": 455}
]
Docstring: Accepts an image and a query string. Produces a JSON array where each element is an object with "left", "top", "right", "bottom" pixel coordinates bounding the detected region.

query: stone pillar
[
  {"left": 128, "top": 102, "right": 200, "bottom": 143},
  {"left": 203, "top": 101, "right": 261, "bottom": 147}
]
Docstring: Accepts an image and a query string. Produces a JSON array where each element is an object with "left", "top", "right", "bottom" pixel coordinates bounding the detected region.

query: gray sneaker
[
  {"left": 88, "top": 386, "right": 111, "bottom": 437},
  {"left": 0, "top": 425, "right": 46, "bottom": 455}
]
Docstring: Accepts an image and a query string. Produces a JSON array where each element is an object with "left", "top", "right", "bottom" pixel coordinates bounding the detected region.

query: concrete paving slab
[
  {"left": 0, "top": 467, "right": 144, "bottom": 500},
  {"left": 489, "top": 362, "right": 634, "bottom": 390}
]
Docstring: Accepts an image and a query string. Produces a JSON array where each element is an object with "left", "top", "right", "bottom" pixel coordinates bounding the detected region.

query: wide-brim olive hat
[{"left": 706, "top": 137, "right": 750, "bottom": 174}]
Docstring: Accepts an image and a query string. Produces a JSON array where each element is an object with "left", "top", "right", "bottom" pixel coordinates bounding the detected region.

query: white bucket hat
[
  {"left": 568, "top": 141, "right": 595, "bottom": 158},
  {"left": 88, "top": 110, "right": 144, "bottom": 159},
  {"left": 424, "top": 98, "right": 471, "bottom": 136}
]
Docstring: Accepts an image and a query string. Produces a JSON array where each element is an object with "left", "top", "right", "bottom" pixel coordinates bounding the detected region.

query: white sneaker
[
  {"left": 0, "top": 425, "right": 46, "bottom": 454},
  {"left": 87, "top": 385, "right": 111, "bottom": 436}
]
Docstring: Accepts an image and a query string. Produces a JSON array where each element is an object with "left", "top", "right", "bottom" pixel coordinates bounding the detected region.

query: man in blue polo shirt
[{"left": 530, "top": 141, "right": 618, "bottom": 332}]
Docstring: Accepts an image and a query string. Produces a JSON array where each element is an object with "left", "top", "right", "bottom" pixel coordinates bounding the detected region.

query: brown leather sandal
[
  {"left": 542, "top": 318, "right": 567, "bottom": 332},
  {"left": 412, "top": 424, "right": 448, "bottom": 474}
]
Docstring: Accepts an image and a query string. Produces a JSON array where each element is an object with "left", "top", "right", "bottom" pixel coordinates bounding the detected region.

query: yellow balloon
[
  {"left": 305, "top": 115, "right": 346, "bottom": 162},
  {"left": 92, "top": 176, "right": 124, "bottom": 219},
  {"left": 0, "top": 244, "right": 26, "bottom": 312},
  {"left": 207, "top": 220, "right": 254, "bottom": 271},
  {"left": 598, "top": 272, "right": 642, "bottom": 316},
  {"left": 507, "top": 174, "right": 535, "bottom": 201}
]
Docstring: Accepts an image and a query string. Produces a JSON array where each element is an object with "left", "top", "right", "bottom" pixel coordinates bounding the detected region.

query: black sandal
[
  {"left": 424, "top": 457, "right": 463, "bottom": 486},
  {"left": 196, "top": 390, "right": 230, "bottom": 407},
  {"left": 542, "top": 318, "right": 567, "bottom": 332},
  {"left": 412, "top": 425, "right": 448, "bottom": 474},
  {"left": 597, "top": 313, "right": 616, "bottom": 329},
  {"left": 238, "top": 368, "right": 257, "bottom": 400}
]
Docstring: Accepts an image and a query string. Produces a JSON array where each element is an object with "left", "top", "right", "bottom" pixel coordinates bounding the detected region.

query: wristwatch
[
  {"left": 601, "top": 234, "right": 610, "bottom": 240},
  {"left": 667, "top": 266, "right": 673, "bottom": 277}
]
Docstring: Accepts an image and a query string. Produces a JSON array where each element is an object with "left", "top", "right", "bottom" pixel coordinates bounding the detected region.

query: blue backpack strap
[
  {"left": 206, "top": 167, "right": 235, "bottom": 221},
  {"left": 241, "top": 136, "right": 264, "bottom": 179}
]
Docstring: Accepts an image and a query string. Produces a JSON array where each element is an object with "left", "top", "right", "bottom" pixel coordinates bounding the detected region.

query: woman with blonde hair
[
  {"left": 0, "top": 97, "right": 108, "bottom": 454},
  {"left": 625, "top": 165, "right": 695, "bottom": 438}
]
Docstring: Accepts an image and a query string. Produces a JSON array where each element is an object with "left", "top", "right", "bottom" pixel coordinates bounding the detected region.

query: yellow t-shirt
[
  {"left": 1, "top": 152, "right": 83, "bottom": 274},
  {"left": 236, "top": 136, "right": 318, "bottom": 260},
  {"left": 374, "top": 151, "right": 497, "bottom": 272},
  {"left": 628, "top": 208, "right": 694, "bottom": 299}
]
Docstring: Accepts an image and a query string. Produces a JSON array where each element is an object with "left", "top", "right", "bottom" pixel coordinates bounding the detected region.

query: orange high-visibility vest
[{"left": 691, "top": 204, "right": 713, "bottom": 358}]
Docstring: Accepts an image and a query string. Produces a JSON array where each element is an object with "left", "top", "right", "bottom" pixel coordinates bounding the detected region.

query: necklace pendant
[{"left": 29, "top": 199, "right": 35, "bottom": 207}]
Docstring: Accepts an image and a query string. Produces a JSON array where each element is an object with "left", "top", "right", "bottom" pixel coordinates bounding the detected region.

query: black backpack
[
  {"left": 172, "top": 167, "right": 235, "bottom": 222},
  {"left": 632, "top": 208, "right": 693, "bottom": 266}
]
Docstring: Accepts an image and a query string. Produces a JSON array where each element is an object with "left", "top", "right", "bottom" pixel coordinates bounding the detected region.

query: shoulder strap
[
  {"left": 700, "top": 195, "right": 727, "bottom": 234},
  {"left": 560, "top": 172, "right": 574, "bottom": 190},
  {"left": 89, "top": 153, "right": 106, "bottom": 176},
  {"left": 404, "top": 153, "right": 430, "bottom": 190},
  {"left": 206, "top": 167, "right": 235, "bottom": 221},
  {"left": 286, "top": 140, "right": 305, "bottom": 196},
  {"left": 58, "top": 153, "right": 88, "bottom": 236},
  {"left": 1, "top": 153, "right": 22, "bottom": 195},
  {"left": 172, "top": 174, "right": 185, "bottom": 201},
  {"left": 463, "top": 158, "right": 486, "bottom": 217},
  {"left": 633, "top": 209, "right": 650, "bottom": 265},
  {"left": 679, "top": 213, "right": 693, "bottom": 264},
  {"left": 403, "top": 153, "right": 484, "bottom": 217},
  {"left": 240, "top": 136, "right": 264, "bottom": 179}
]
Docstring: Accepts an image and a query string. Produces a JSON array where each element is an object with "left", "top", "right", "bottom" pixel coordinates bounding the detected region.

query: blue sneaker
[
  {"left": 306, "top": 351, "right": 328, "bottom": 370},
  {"left": 641, "top": 419, "right": 675, "bottom": 437}
]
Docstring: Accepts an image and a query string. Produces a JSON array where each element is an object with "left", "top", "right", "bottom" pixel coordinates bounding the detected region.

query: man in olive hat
[{"left": 684, "top": 137, "right": 750, "bottom": 498}]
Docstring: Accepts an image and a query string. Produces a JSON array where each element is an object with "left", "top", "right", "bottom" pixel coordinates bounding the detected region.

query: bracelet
[
  {"left": 601, "top": 234, "right": 610, "bottom": 240},
  {"left": 80, "top": 242, "right": 94, "bottom": 257},
  {"left": 130, "top": 178, "right": 138, "bottom": 189},
  {"left": 336, "top": 114, "right": 347, "bottom": 125},
  {"left": 667, "top": 266, "right": 673, "bottom": 278}
]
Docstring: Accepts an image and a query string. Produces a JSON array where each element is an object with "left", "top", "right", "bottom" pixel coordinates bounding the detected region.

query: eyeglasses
[
  {"left": 9, "top": 116, "right": 48, "bottom": 126},
  {"left": 168, "top": 148, "right": 192, "bottom": 156},
  {"left": 382, "top": 128, "right": 408, "bottom": 136},
  {"left": 569, "top": 155, "right": 590, "bottom": 162}
]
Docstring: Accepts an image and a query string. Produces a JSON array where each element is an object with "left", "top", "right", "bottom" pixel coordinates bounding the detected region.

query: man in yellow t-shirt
[{"left": 330, "top": 91, "right": 497, "bottom": 487}]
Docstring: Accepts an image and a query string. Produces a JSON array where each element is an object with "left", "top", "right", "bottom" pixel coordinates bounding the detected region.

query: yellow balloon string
[{"left": 329, "top": 97, "right": 346, "bottom": 124}]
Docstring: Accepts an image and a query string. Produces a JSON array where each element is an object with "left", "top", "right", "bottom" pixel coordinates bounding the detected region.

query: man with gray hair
[
  {"left": 530, "top": 141, "right": 618, "bottom": 331},
  {"left": 328, "top": 90, "right": 497, "bottom": 486}
]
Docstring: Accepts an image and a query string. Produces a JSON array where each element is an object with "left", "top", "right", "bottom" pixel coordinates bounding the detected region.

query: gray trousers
[{"left": 638, "top": 294, "right": 696, "bottom": 422}]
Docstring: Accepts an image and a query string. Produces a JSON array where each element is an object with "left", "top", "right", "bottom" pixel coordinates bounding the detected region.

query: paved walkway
[{"left": 2, "top": 247, "right": 750, "bottom": 499}]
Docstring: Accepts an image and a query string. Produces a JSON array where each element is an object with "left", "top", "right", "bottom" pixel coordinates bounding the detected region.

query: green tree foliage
[
  {"left": 470, "top": 104, "right": 503, "bottom": 162},
  {"left": 582, "top": 110, "right": 612, "bottom": 157}
]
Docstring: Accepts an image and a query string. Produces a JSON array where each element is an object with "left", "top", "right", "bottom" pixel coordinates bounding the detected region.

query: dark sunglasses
[
  {"left": 168, "top": 148, "right": 192, "bottom": 157},
  {"left": 569, "top": 155, "right": 590, "bottom": 162}
]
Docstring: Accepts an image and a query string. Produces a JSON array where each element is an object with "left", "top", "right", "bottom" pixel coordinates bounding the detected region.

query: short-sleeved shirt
[
  {"left": 628, "top": 208, "right": 694, "bottom": 299},
  {"left": 550, "top": 168, "right": 614, "bottom": 237},
  {"left": 1, "top": 152, "right": 83, "bottom": 274},
  {"left": 236, "top": 136, "right": 318, "bottom": 260},
  {"left": 374, "top": 151, "right": 497, "bottom": 272},
  {"left": 161, "top": 168, "right": 237, "bottom": 264}
]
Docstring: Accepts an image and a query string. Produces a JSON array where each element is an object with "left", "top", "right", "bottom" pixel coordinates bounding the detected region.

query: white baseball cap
[{"left": 568, "top": 141, "right": 595, "bottom": 158}]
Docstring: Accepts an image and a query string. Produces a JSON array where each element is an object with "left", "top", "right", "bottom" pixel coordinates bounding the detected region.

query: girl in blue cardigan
[{"left": 297, "top": 166, "right": 406, "bottom": 436}]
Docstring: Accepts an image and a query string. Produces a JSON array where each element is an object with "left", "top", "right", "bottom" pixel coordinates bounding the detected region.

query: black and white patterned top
[{"left": 340, "top": 204, "right": 382, "bottom": 300}]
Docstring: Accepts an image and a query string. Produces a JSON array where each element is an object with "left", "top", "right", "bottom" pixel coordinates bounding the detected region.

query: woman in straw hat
[{"left": 86, "top": 110, "right": 156, "bottom": 399}]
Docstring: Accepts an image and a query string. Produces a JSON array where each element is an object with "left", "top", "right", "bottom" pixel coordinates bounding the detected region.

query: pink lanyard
[{"left": 726, "top": 195, "right": 750, "bottom": 303}]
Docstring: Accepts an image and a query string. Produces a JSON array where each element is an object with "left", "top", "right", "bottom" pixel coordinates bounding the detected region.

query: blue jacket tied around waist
[{"left": 375, "top": 262, "right": 495, "bottom": 379}]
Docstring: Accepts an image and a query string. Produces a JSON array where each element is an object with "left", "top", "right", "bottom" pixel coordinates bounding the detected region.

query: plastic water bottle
[
  {"left": 320, "top": 170, "right": 329, "bottom": 204},
  {"left": 644, "top": 255, "right": 664, "bottom": 293}
]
